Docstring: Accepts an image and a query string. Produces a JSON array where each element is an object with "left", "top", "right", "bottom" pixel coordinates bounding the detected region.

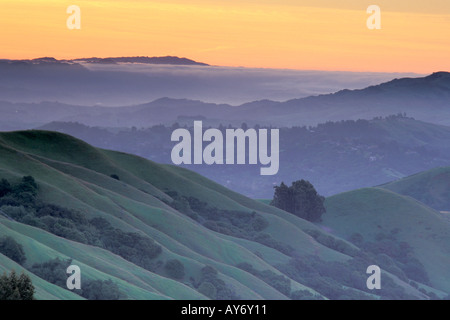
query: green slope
[
  {"left": 381, "top": 166, "right": 450, "bottom": 211},
  {"left": 0, "top": 130, "right": 337, "bottom": 300},
  {"left": 1, "top": 130, "right": 447, "bottom": 300},
  {"left": 323, "top": 187, "right": 450, "bottom": 293}
]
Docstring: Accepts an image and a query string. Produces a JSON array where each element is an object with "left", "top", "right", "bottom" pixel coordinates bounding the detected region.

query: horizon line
[{"left": 0, "top": 55, "right": 436, "bottom": 75}]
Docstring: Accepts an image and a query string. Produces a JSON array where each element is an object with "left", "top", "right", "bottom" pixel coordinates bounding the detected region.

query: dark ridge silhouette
[{"left": 71, "top": 56, "right": 209, "bottom": 66}]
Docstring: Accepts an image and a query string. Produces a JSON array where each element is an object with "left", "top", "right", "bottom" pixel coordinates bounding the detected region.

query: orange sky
[{"left": 0, "top": 0, "right": 449, "bottom": 73}]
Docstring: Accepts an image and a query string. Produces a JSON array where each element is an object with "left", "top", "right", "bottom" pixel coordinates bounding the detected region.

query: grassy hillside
[
  {"left": 0, "top": 130, "right": 333, "bottom": 300},
  {"left": 0, "top": 130, "right": 447, "bottom": 300},
  {"left": 323, "top": 187, "right": 450, "bottom": 294},
  {"left": 381, "top": 167, "right": 450, "bottom": 211}
]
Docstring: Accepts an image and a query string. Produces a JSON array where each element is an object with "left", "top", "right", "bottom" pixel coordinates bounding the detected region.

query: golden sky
[{"left": 0, "top": 0, "right": 449, "bottom": 73}]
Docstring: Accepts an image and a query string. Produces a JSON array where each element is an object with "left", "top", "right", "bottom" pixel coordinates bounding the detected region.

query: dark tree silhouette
[
  {"left": 0, "top": 270, "right": 35, "bottom": 300},
  {"left": 271, "top": 180, "right": 326, "bottom": 222}
]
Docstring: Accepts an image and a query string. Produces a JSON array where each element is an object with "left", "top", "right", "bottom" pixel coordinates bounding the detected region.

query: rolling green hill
[
  {"left": 323, "top": 187, "right": 450, "bottom": 295},
  {"left": 0, "top": 130, "right": 335, "bottom": 300},
  {"left": 0, "top": 130, "right": 447, "bottom": 300},
  {"left": 380, "top": 167, "right": 450, "bottom": 212}
]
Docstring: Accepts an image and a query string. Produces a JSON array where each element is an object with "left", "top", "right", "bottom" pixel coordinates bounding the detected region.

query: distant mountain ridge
[
  {"left": 303, "top": 71, "right": 450, "bottom": 100},
  {"left": 0, "top": 70, "right": 449, "bottom": 129},
  {"left": 267, "top": 71, "right": 450, "bottom": 125},
  {"left": 72, "top": 56, "right": 209, "bottom": 66},
  {"left": 0, "top": 56, "right": 209, "bottom": 66}
]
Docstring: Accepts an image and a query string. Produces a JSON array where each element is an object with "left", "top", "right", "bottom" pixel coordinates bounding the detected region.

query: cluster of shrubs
[
  {"left": 90, "top": 218, "right": 162, "bottom": 272},
  {"left": 349, "top": 231, "right": 430, "bottom": 285},
  {"left": 191, "top": 266, "right": 240, "bottom": 300},
  {"left": 272, "top": 228, "right": 433, "bottom": 300},
  {"left": 0, "top": 176, "right": 162, "bottom": 273},
  {"left": 305, "top": 229, "right": 359, "bottom": 257},
  {"left": 164, "top": 259, "right": 185, "bottom": 279},
  {"left": 293, "top": 228, "right": 432, "bottom": 299},
  {"left": 0, "top": 176, "right": 38, "bottom": 207},
  {"left": 0, "top": 236, "right": 26, "bottom": 265},
  {"left": 236, "top": 263, "right": 291, "bottom": 297},
  {"left": 236, "top": 262, "right": 326, "bottom": 300},
  {"left": 30, "top": 258, "right": 126, "bottom": 300},
  {"left": 164, "top": 191, "right": 294, "bottom": 256},
  {"left": 277, "top": 254, "right": 422, "bottom": 300}
]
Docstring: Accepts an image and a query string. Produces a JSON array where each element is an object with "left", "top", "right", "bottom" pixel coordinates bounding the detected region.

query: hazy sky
[{"left": 1, "top": 0, "right": 449, "bottom": 72}]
